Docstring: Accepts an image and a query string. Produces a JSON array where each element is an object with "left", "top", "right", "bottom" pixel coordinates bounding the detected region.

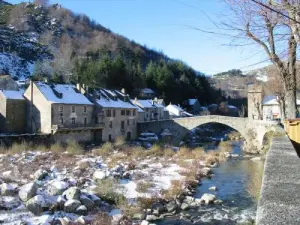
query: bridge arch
[{"left": 173, "top": 116, "right": 248, "bottom": 141}]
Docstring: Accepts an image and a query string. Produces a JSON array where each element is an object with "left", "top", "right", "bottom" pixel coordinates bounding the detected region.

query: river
[{"left": 157, "top": 140, "right": 262, "bottom": 225}]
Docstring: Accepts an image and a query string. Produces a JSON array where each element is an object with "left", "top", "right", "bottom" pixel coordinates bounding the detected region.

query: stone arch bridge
[{"left": 137, "top": 115, "right": 283, "bottom": 152}]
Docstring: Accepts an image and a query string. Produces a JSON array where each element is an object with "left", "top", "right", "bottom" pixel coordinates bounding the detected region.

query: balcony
[{"left": 51, "top": 122, "right": 105, "bottom": 133}]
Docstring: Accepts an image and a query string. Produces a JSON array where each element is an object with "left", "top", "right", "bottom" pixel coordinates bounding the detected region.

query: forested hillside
[{"left": 0, "top": 0, "right": 223, "bottom": 104}]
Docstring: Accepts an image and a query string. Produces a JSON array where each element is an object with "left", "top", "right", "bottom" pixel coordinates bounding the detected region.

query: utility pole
[{"left": 30, "top": 79, "right": 33, "bottom": 133}]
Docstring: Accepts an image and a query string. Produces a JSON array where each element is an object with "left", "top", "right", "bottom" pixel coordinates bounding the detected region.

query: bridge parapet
[
  {"left": 256, "top": 135, "right": 300, "bottom": 224},
  {"left": 137, "top": 116, "right": 282, "bottom": 153}
]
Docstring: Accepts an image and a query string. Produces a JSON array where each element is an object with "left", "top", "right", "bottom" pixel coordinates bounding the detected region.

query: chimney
[
  {"left": 121, "top": 88, "right": 126, "bottom": 94},
  {"left": 154, "top": 97, "right": 158, "bottom": 102},
  {"left": 44, "top": 77, "right": 48, "bottom": 83},
  {"left": 134, "top": 97, "right": 138, "bottom": 103}
]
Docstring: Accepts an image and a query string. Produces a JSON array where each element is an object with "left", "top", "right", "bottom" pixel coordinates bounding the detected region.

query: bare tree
[
  {"left": 264, "top": 66, "right": 286, "bottom": 119},
  {"left": 34, "top": 0, "right": 49, "bottom": 6},
  {"left": 224, "top": 0, "right": 298, "bottom": 119}
]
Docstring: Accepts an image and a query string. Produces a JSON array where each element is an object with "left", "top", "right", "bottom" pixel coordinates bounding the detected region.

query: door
[
  {"left": 126, "top": 132, "right": 131, "bottom": 140},
  {"left": 94, "top": 129, "right": 102, "bottom": 143}
]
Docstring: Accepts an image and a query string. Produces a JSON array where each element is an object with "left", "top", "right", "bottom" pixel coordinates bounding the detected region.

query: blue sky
[{"left": 8, "top": 0, "right": 270, "bottom": 75}]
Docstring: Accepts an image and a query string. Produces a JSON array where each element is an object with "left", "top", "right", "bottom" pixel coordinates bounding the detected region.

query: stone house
[
  {"left": 262, "top": 95, "right": 281, "bottom": 121},
  {"left": 0, "top": 75, "right": 19, "bottom": 90},
  {"left": 90, "top": 88, "right": 138, "bottom": 142},
  {"left": 166, "top": 103, "right": 192, "bottom": 118},
  {"left": 139, "top": 88, "right": 155, "bottom": 99},
  {"left": 183, "top": 99, "right": 201, "bottom": 114},
  {"left": 0, "top": 90, "right": 26, "bottom": 133},
  {"left": 24, "top": 82, "right": 101, "bottom": 143},
  {"left": 132, "top": 99, "right": 166, "bottom": 121}
]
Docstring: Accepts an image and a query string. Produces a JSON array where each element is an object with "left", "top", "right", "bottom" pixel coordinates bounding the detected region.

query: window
[
  {"left": 84, "top": 117, "right": 87, "bottom": 125},
  {"left": 71, "top": 106, "right": 75, "bottom": 113},
  {"left": 71, "top": 117, "right": 76, "bottom": 124},
  {"left": 59, "top": 106, "right": 63, "bottom": 112},
  {"left": 133, "top": 120, "right": 136, "bottom": 126},
  {"left": 126, "top": 110, "right": 130, "bottom": 116},
  {"left": 121, "top": 110, "right": 125, "bottom": 116},
  {"left": 109, "top": 121, "right": 113, "bottom": 128},
  {"left": 133, "top": 110, "right": 136, "bottom": 116},
  {"left": 109, "top": 134, "right": 112, "bottom": 142},
  {"left": 127, "top": 120, "right": 130, "bottom": 126},
  {"left": 83, "top": 106, "right": 87, "bottom": 112},
  {"left": 11, "top": 113, "right": 15, "bottom": 120},
  {"left": 113, "top": 110, "right": 116, "bottom": 117},
  {"left": 59, "top": 118, "right": 64, "bottom": 125},
  {"left": 121, "top": 121, "right": 125, "bottom": 130},
  {"left": 106, "top": 110, "right": 111, "bottom": 117}
]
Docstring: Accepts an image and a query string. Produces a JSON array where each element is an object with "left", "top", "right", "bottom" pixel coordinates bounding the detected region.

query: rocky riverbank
[{"left": 0, "top": 140, "right": 232, "bottom": 225}]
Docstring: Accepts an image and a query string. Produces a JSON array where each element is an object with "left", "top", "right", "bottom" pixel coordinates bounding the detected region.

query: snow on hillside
[{"left": 0, "top": 53, "right": 34, "bottom": 78}]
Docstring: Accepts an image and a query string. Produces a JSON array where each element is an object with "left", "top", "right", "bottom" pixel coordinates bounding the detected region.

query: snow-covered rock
[
  {"left": 200, "top": 193, "right": 216, "bottom": 204},
  {"left": 64, "top": 186, "right": 81, "bottom": 200},
  {"left": 93, "top": 170, "right": 108, "bottom": 180},
  {"left": 64, "top": 199, "right": 81, "bottom": 213},
  {"left": 48, "top": 181, "right": 69, "bottom": 196},
  {"left": 1, "top": 183, "right": 17, "bottom": 196},
  {"left": 34, "top": 169, "right": 48, "bottom": 180},
  {"left": 19, "top": 182, "right": 37, "bottom": 202},
  {"left": 80, "top": 195, "right": 94, "bottom": 211},
  {"left": 26, "top": 195, "right": 46, "bottom": 215},
  {"left": 209, "top": 186, "right": 217, "bottom": 191},
  {"left": 76, "top": 205, "right": 88, "bottom": 215}
]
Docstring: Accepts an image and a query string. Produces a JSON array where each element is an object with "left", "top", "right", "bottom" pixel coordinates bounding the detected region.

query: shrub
[
  {"left": 136, "top": 181, "right": 154, "bottom": 193},
  {"left": 177, "top": 146, "right": 193, "bottom": 159},
  {"left": 95, "top": 178, "right": 124, "bottom": 204},
  {"left": 94, "top": 142, "right": 113, "bottom": 158},
  {"left": 65, "top": 139, "right": 84, "bottom": 155},
  {"left": 114, "top": 136, "right": 125, "bottom": 148},
  {"left": 50, "top": 142, "right": 65, "bottom": 153},
  {"left": 8, "top": 141, "right": 30, "bottom": 154},
  {"left": 164, "top": 148, "right": 176, "bottom": 157},
  {"left": 91, "top": 212, "right": 112, "bottom": 225},
  {"left": 161, "top": 180, "right": 183, "bottom": 200}
]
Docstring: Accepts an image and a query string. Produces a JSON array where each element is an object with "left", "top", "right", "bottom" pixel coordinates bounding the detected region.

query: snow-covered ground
[{"left": 0, "top": 146, "right": 220, "bottom": 224}]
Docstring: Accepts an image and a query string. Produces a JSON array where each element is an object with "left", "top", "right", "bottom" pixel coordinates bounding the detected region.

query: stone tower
[{"left": 248, "top": 84, "right": 263, "bottom": 120}]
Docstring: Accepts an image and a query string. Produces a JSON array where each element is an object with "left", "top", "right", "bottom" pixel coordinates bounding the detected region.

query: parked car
[{"left": 138, "top": 132, "right": 159, "bottom": 143}]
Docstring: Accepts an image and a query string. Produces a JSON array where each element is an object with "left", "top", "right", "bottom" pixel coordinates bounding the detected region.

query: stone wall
[
  {"left": 256, "top": 135, "right": 300, "bottom": 224},
  {"left": 53, "top": 130, "right": 94, "bottom": 143}
]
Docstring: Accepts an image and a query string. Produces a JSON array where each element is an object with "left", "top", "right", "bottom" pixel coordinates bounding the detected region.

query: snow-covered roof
[
  {"left": 96, "top": 89, "right": 137, "bottom": 109},
  {"left": 134, "top": 99, "right": 155, "bottom": 108},
  {"left": 141, "top": 88, "right": 154, "bottom": 94},
  {"left": 188, "top": 99, "right": 198, "bottom": 105},
  {"left": 167, "top": 104, "right": 184, "bottom": 112},
  {"left": 1, "top": 90, "right": 24, "bottom": 100},
  {"left": 35, "top": 82, "right": 92, "bottom": 105},
  {"left": 262, "top": 95, "right": 278, "bottom": 105}
]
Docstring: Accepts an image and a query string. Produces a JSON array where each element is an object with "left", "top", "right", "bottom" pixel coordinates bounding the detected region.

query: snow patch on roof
[
  {"left": 141, "top": 88, "right": 154, "bottom": 94},
  {"left": 36, "top": 82, "right": 92, "bottom": 105},
  {"left": 1, "top": 90, "right": 24, "bottom": 100},
  {"left": 188, "top": 99, "right": 197, "bottom": 105},
  {"left": 262, "top": 95, "right": 278, "bottom": 105}
]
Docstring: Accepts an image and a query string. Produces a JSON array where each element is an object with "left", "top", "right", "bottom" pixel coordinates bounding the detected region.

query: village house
[
  {"left": 166, "top": 103, "right": 192, "bottom": 118},
  {"left": 132, "top": 99, "right": 166, "bottom": 121},
  {"left": 0, "top": 75, "right": 19, "bottom": 91},
  {"left": 183, "top": 99, "right": 201, "bottom": 114},
  {"left": 89, "top": 88, "right": 138, "bottom": 142},
  {"left": 138, "top": 88, "right": 155, "bottom": 99},
  {"left": 24, "top": 81, "right": 100, "bottom": 143},
  {"left": 0, "top": 90, "right": 26, "bottom": 133}
]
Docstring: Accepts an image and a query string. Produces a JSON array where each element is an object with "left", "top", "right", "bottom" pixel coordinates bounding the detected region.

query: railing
[{"left": 284, "top": 119, "right": 300, "bottom": 144}]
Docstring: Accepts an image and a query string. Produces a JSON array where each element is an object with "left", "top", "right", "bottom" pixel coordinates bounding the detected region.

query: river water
[{"left": 158, "top": 141, "right": 262, "bottom": 225}]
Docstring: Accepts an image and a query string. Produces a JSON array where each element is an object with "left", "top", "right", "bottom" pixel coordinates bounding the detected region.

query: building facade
[
  {"left": 24, "top": 82, "right": 101, "bottom": 143},
  {"left": 91, "top": 88, "right": 138, "bottom": 142},
  {"left": 0, "top": 75, "right": 19, "bottom": 91},
  {"left": 0, "top": 90, "right": 26, "bottom": 133}
]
